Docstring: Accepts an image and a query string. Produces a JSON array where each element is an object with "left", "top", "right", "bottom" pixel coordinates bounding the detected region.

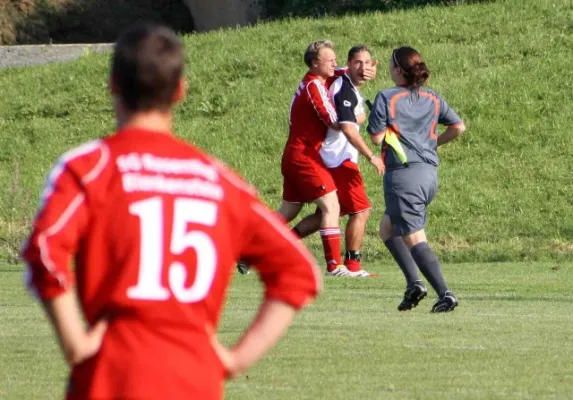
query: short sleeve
[
  {"left": 333, "top": 86, "right": 358, "bottom": 124},
  {"left": 438, "top": 94, "right": 463, "bottom": 126},
  {"left": 367, "top": 92, "right": 388, "bottom": 135}
]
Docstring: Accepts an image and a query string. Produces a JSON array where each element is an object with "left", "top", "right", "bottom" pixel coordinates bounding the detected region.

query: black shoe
[
  {"left": 398, "top": 280, "right": 428, "bottom": 311},
  {"left": 431, "top": 291, "right": 458, "bottom": 313},
  {"left": 237, "top": 261, "right": 250, "bottom": 275}
]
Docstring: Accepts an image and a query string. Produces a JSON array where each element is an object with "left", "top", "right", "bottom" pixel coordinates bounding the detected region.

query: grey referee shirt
[{"left": 367, "top": 86, "right": 463, "bottom": 169}]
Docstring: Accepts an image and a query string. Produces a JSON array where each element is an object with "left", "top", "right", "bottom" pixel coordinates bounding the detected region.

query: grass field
[
  {"left": 2, "top": 261, "right": 572, "bottom": 399},
  {"left": 1, "top": 0, "right": 573, "bottom": 398}
]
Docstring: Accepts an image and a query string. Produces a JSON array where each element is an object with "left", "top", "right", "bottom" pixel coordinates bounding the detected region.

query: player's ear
[{"left": 173, "top": 78, "right": 188, "bottom": 103}]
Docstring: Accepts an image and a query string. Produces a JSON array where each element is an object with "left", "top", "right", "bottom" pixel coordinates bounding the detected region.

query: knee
[
  {"left": 378, "top": 216, "right": 393, "bottom": 241},
  {"left": 318, "top": 196, "right": 340, "bottom": 217}
]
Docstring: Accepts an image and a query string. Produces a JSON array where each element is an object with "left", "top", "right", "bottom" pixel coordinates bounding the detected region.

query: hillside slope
[{"left": 0, "top": 0, "right": 572, "bottom": 262}]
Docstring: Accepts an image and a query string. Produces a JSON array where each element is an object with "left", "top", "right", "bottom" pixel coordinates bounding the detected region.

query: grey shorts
[{"left": 383, "top": 165, "right": 438, "bottom": 236}]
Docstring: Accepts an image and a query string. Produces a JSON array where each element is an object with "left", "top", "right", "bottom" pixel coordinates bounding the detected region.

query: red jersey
[
  {"left": 22, "top": 127, "right": 320, "bottom": 399},
  {"left": 286, "top": 72, "right": 343, "bottom": 151}
]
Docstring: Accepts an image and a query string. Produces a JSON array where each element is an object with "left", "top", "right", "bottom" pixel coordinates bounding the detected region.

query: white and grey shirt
[{"left": 320, "top": 74, "right": 364, "bottom": 168}]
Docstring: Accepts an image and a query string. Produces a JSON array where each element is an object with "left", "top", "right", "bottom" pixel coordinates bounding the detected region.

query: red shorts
[
  {"left": 281, "top": 147, "right": 337, "bottom": 203},
  {"left": 329, "top": 159, "right": 371, "bottom": 216}
]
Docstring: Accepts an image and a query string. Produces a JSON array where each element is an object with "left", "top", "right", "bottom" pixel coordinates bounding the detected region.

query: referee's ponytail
[{"left": 391, "top": 47, "right": 430, "bottom": 89}]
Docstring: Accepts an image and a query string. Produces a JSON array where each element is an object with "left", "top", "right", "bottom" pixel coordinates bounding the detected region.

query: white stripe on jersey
[
  {"left": 307, "top": 80, "right": 337, "bottom": 124},
  {"left": 38, "top": 193, "right": 85, "bottom": 276},
  {"left": 40, "top": 140, "right": 105, "bottom": 209},
  {"left": 31, "top": 140, "right": 110, "bottom": 294}
]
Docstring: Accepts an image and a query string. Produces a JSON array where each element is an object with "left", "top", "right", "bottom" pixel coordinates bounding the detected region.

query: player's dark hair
[
  {"left": 112, "top": 23, "right": 184, "bottom": 112},
  {"left": 391, "top": 46, "right": 430, "bottom": 89},
  {"left": 347, "top": 45, "right": 371, "bottom": 62},
  {"left": 304, "top": 40, "right": 335, "bottom": 68}
]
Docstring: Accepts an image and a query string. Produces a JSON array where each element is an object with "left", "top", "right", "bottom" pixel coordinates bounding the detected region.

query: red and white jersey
[
  {"left": 22, "top": 127, "right": 321, "bottom": 400},
  {"left": 286, "top": 70, "right": 345, "bottom": 152}
]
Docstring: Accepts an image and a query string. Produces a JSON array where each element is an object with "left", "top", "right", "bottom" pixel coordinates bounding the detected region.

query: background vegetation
[
  {"left": 1, "top": 0, "right": 572, "bottom": 263},
  {"left": 1, "top": 0, "right": 573, "bottom": 398}
]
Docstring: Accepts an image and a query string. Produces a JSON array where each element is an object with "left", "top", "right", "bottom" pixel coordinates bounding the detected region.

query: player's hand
[
  {"left": 369, "top": 155, "right": 385, "bottom": 175},
  {"left": 363, "top": 60, "right": 378, "bottom": 81},
  {"left": 207, "top": 325, "right": 242, "bottom": 379},
  {"left": 68, "top": 319, "right": 108, "bottom": 366}
]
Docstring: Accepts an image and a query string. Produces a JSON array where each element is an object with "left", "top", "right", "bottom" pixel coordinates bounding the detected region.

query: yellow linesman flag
[{"left": 383, "top": 127, "right": 408, "bottom": 166}]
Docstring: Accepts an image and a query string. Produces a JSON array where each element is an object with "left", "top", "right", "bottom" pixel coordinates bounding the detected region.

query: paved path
[{"left": 0, "top": 43, "right": 113, "bottom": 69}]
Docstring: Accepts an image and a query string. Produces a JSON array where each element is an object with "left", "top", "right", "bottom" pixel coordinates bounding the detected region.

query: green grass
[
  {"left": 2, "top": 260, "right": 572, "bottom": 399},
  {"left": 1, "top": 0, "right": 573, "bottom": 264},
  {"left": 1, "top": 1, "right": 573, "bottom": 397}
]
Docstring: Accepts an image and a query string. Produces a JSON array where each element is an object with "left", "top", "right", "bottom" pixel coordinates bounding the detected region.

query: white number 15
[{"left": 127, "top": 197, "right": 218, "bottom": 303}]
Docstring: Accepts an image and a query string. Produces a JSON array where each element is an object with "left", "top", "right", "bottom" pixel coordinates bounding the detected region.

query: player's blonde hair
[{"left": 304, "top": 40, "right": 335, "bottom": 68}]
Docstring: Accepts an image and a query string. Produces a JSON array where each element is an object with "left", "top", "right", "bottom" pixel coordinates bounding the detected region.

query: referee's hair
[
  {"left": 348, "top": 45, "right": 371, "bottom": 61},
  {"left": 392, "top": 46, "right": 430, "bottom": 89},
  {"left": 304, "top": 40, "right": 335, "bottom": 68}
]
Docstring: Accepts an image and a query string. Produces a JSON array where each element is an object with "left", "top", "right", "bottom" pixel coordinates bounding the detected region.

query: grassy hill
[{"left": 0, "top": 0, "right": 572, "bottom": 264}]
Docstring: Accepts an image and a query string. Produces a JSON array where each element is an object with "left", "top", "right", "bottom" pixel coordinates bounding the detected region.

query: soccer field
[
  {"left": 1, "top": 0, "right": 573, "bottom": 398},
  {"left": 1, "top": 261, "right": 572, "bottom": 399}
]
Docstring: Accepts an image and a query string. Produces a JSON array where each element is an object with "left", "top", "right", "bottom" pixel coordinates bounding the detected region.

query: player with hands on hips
[{"left": 22, "top": 23, "right": 321, "bottom": 399}]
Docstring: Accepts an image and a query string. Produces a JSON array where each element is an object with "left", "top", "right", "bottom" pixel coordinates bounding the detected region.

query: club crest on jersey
[{"left": 343, "top": 100, "right": 352, "bottom": 107}]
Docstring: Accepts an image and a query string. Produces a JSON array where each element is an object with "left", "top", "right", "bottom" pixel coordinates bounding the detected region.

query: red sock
[
  {"left": 344, "top": 258, "right": 362, "bottom": 272},
  {"left": 319, "top": 227, "right": 342, "bottom": 270}
]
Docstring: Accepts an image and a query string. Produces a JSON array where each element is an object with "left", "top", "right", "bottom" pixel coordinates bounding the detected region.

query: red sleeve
[
  {"left": 21, "top": 143, "right": 105, "bottom": 300},
  {"left": 240, "top": 200, "right": 322, "bottom": 309},
  {"left": 306, "top": 79, "right": 337, "bottom": 126}
]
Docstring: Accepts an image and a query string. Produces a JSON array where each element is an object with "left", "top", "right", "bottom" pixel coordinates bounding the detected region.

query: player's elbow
[{"left": 453, "top": 122, "right": 466, "bottom": 137}]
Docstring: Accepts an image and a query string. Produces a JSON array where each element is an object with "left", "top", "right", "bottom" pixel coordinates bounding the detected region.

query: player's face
[
  {"left": 347, "top": 50, "right": 372, "bottom": 86},
  {"left": 314, "top": 48, "right": 337, "bottom": 78}
]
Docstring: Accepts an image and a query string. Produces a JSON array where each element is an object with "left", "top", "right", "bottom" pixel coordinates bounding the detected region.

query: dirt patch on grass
[{"left": 0, "top": 0, "right": 194, "bottom": 45}]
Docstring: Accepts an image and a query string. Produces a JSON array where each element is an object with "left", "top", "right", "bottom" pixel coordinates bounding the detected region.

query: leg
[
  {"left": 403, "top": 229, "right": 447, "bottom": 296},
  {"left": 381, "top": 214, "right": 420, "bottom": 285},
  {"left": 330, "top": 160, "right": 372, "bottom": 276},
  {"left": 314, "top": 191, "right": 347, "bottom": 275},
  {"left": 403, "top": 230, "right": 457, "bottom": 312},
  {"left": 345, "top": 209, "right": 369, "bottom": 252},
  {"left": 292, "top": 212, "right": 321, "bottom": 239},
  {"left": 277, "top": 200, "right": 303, "bottom": 223}
]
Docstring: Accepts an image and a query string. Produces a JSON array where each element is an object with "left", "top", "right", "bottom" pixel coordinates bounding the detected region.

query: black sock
[
  {"left": 345, "top": 250, "right": 361, "bottom": 261},
  {"left": 384, "top": 237, "right": 419, "bottom": 285},
  {"left": 410, "top": 242, "right": 448, "bottom": 296}
]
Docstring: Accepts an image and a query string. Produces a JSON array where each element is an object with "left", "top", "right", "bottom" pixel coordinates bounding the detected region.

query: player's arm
[
  {"left": 436, "top": 94, "right": 465, "bottom": 147},
  {"left": 43, "top": 291, "right": 108, "bottom": 365},
  {"left": 334, "top": 88, "right": 384, "bottom": 174},
  {"left": 356, "top": 112, "right": 366, "bottom": 125},
  {"left": 367, "top": 92, "right": 388, "bottom": 145},
  {"left": 21, "top": 159, "right": 107, "bottom": 366},
  {"left": 210, "top": 200, "right": 321, "bottom": 378},
  {"left": 306, "top": 80, "right": 339, "bottom": 129}
]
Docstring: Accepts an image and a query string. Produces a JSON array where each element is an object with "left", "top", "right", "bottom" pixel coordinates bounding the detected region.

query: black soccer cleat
[
  {"left": 398, "top": 280, "right": 428, "bottom": 311},
  {"left": 237, "top": 261, "right": 250, "bottom": 275},
  {"left": 431, "top": 291, "right": 458, "bottom": 313}
]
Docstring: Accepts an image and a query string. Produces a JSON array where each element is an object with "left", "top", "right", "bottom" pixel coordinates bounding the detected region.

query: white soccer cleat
[
  {"left": 325, "top": 265, "right": 352, "bottom": 277},
  {"left": 347, "top": 269, "right": 375, "bottom": 278}
]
